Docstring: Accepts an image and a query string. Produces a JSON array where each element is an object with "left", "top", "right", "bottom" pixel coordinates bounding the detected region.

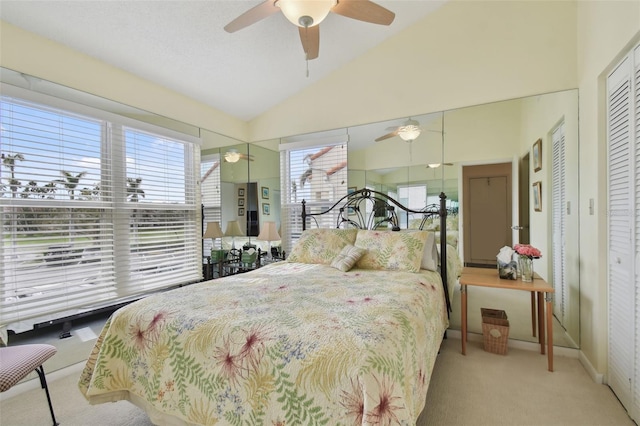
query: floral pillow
[
  {"left": 287, "top": 228, "right": 358, "bottom": 265},
  {"left": 330, "top": 244, "right": 367, "bottom": 272},
  {"left": 354, "top": 230, "right": 428, "bottom": 272}
]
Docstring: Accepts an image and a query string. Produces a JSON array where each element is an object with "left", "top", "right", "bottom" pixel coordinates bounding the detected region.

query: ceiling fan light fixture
[
  {"left": 225, "top": 150, "right": 241, "bottom": 163},
  {"left": 277, "top": 0, "right": 336, "bottom": 27},
  {"left": 428, "top": 163, "right": 441, "bottom": 168},
  {"left": 398, "top": 125, "right": 421, "bottom": 142}
]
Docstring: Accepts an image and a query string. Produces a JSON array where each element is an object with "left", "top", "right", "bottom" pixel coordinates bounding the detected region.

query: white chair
[{"left": 0, "top": 344, "right": 59, "bottom": 425}]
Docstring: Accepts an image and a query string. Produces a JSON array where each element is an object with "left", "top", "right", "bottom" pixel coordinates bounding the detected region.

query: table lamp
[
  {"left": 225, "top": 220, "right": 244, "bottom": 250},
  {"left": 203, "top": 221, "right": 224, "bottom": 248},
  {"left": 257, "top": 221, "right": 281, "bottom": 260}
]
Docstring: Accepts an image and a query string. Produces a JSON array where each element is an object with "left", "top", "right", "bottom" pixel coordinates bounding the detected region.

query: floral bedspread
[{"left": 79, "top": 262, "right": 448, "bottom": 425}]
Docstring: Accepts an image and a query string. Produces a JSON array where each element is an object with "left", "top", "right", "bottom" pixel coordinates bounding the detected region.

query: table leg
[
  {"left": 546, "top": 293, "right": 554, "bottom": 372},
  {"left": 537, "top": 292, "right": 545, "bottom": 355},
  {"left": 531, "top": 292, "right": 537, "bottom": 337},
  {"left": 461, "top": 284, "right": 467, "bottom": 355}
]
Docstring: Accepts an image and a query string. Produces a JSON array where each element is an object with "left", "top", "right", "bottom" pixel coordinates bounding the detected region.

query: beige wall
[
  {"left": 576, "top": 1, "right": 640, "bottom": 376},
  {"left": 249, "top": 0, "right": 578, "bottom": 141}
]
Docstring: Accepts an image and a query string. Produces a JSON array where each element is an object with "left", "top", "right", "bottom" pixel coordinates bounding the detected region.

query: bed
[{"left": 79, "top": 189, "right": 460, "bottom": 425}]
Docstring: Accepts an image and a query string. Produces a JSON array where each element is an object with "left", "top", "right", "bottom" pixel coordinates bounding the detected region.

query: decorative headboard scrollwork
[{"left": 300, "top": 189, "right": 452, "bottom": 316}]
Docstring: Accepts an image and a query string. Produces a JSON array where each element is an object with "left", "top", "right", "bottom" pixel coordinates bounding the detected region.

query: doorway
[
  {"left": 462, "top": 163, "right": 512, "bottom": 267},
  {"left": 518, "top": 153, "right": 531, "bottom": 244}
]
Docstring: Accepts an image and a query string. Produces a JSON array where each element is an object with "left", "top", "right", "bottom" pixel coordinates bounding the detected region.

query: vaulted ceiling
[{"left": 0, "top": 1, "right": 445, "bottom": 121}]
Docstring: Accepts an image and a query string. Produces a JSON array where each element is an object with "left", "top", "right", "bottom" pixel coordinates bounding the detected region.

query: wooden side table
[{"left": 459, "top": 266, "right": 555, "bottom": 371}]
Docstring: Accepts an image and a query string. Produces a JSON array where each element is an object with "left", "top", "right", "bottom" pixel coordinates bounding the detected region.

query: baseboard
[
  {"left": 446, "top": 329, "right": 579, "bottom": 358},
  {"left": 0, "top": 360, "right": 86, "bottom": 401},
  {"left": 579, "top": 350, "right": 604, "bottom": 384}
]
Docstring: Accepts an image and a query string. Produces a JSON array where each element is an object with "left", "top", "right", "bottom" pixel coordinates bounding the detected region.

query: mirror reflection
[
  {"left": 2, "top": 67, "right": 578, "bottom": 348},
  {"left": 288, "top": 89, "right": 579, "bottom": 348}
]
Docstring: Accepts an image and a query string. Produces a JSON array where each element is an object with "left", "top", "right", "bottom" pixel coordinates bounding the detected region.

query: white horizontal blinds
[
  {"left": 0, "top": 89, "right": 200, "bottom": 331},
  {"left": 551, "top": 122, "right": 567, "bottom": 325},
  {"left": 122, "top": 128, "right": 200, "bottom": 292},
  {"left": 201, "top": 154, "right": 222, "bottom": 253},
  {"left": 607, "top": 52, "right": 636, "bottom": 417},
  {"left": 280, "top": 141, "right": 348, "bottom": 253},
  {"left": 0, "top": 97, "right": 117, "bottom": 330}
]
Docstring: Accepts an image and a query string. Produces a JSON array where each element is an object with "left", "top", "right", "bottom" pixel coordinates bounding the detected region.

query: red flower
[
  {"left": 366, "top": 375, "right": 404, "bottom": 425},
  {"left": 340, "top": 377, "right": 365, "bottom": 425}
]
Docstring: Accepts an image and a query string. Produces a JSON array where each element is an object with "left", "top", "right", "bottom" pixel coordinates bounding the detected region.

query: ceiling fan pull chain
[{"left": 306, "top": 53, "right": 310, "bottom": 78}]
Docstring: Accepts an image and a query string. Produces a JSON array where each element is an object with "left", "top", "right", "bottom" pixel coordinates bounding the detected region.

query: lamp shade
[
  {"left": 225, "top": 220, "right": 244, "bottom": 237},
  {"left": 277, "top": 0, "right": 335, "bottom": 27},
  {"left": 257, "top": 221, "right": 281, "bottom": 242},
  {"left": 203, "top": 221, "right": 224, "bottom": 239}
]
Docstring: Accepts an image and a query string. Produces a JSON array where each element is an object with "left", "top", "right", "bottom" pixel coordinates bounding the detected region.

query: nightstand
[{"left": 459, "top": 266, "right": 555, "bottom": 371}]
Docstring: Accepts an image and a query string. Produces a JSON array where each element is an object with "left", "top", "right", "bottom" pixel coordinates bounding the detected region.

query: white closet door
[
  {"left": 633, "top": 44, "right": 640, "bottom": 423},
  {"left": 607, "top": 47, "right": 638, "bottom": 423},
  {"left": 552, "top": 122, "right": 567, "bottom": 325}
]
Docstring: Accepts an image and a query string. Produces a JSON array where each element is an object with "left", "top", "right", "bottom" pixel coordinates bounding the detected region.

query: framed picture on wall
[
  {"left": 533, "top": 138, "right": 542, "bottom": 172},
  {"left": 263, "top": 203, "right": 270, "bottom": 215},
  {"left": 262, "top": 186, "right": 269, "bottom": 199},
  {"left": 238, "top": 198, "right": 245, "bottom": 207},
  {"left": 238, "top": 207, "right": 244, "bottom": 216},
  {"left": 533, "top": 181, "right": 542, "bottom": 212},
  {"left": 238, "top": 188, "right": 245, "bottom": 197}
]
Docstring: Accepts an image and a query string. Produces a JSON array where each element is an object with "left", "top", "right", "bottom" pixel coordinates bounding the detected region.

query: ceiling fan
[
  {"left": 224, "top": 0, "right": 395, "bottom": 60},
  {"left": 375, "top": 118, "right": 423, "bottom": 142},
  {"left": 224, "top": 149, "right": 254, "bottom": 163},
  {"left": 426, "top": 163, "right": 453, "bottom": 169}
]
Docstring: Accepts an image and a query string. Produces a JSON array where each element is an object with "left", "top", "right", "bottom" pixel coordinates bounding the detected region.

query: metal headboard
[{"left": 300, "top": 188, "right": 451, "bottom": 316}]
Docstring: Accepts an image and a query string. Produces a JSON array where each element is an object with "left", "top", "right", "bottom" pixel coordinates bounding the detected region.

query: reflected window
[
  {"left": 201, "top": 153, "right": 221, "bottom": 254},
  {"left": 280, "top": 141, "right": 347, "bottom": 252}
]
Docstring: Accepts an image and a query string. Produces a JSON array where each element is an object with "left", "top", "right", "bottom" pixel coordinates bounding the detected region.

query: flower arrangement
[{"left": 514, "top": 244, "right": 542, "bottom": 259}]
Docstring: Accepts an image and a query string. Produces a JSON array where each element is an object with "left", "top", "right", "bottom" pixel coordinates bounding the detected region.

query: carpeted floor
[{"left": 0, "top": 336, "right": 633, "bottom": 426}]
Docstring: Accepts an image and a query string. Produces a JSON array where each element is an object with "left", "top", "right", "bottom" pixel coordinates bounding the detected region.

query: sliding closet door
[
  {"left": 552, "top": 122, "right": 568, "bottom": 325},
  {"left": 607, "top": 43, "right": 640, "bottom": 423}
]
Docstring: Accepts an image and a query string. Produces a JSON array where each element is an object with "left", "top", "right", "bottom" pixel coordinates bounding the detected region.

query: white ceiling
[{"left": 0, "top": 0, "right": 445, "bottom": 122}]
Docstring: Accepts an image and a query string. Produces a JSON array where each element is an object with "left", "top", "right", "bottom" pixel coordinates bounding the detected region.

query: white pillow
[{"left": 421, "top": 231, "right": 439, "bottom": 272}]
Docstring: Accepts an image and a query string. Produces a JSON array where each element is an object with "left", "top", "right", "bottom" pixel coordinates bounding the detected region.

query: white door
[{"left": 607, "top": 43, "right": 640, "bottom": 424}]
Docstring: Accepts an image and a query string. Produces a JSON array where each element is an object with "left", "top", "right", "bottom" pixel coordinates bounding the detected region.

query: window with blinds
[
  {"left": 201, "top": 154, "right": 222, "bottom": 254},
  {"left": 0, "top": 85, "right": 201, "bottom": 332},
  {"left": 279, "top": 139, "right": 348, "bottom": 253}
]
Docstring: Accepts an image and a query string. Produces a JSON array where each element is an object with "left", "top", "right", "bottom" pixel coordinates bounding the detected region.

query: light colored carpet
[{"left": 0, "top": 337, "right": 633, "bottom": 426}]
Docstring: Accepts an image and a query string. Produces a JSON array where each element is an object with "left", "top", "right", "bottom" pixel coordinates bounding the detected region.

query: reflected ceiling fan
[
  {"left": 224, "top": 0, "right": 395, "bottom": 60},
  {"left": 426, "top": 162, "right": 453, "bottom": 169},
  {"left": 224, "top": 149, "right": 254, "bottom": 163},
  {"left": 375, "top": 118, "right": 423, "bottom": 142}
]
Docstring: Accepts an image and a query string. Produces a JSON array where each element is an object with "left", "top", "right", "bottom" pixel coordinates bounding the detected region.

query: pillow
[
  {"left": 354, "top": 230, "right": 428, "bottom": 272},
  {"left": 287, "top": 228, "right": 358, "bottom": 265},
  {"left": 420, "top": 231, "right": 439, "bottom": 272},
  {"left": 330, "top": 244, "right": 366, "bottom": 272}
]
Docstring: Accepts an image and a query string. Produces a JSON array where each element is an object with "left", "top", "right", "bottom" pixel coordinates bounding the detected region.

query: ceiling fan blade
[
  {"left": 331, "top": 0, "right": 395, "bottom": 25},
  {"left": 224, "top": 1, "right": 280, "bottom": 33},
  {"left": 298, "top": 25, "right": 320, "bottom": 60},
  {"left": 375, "top": 130, "right": 399, "bottom": 142}
]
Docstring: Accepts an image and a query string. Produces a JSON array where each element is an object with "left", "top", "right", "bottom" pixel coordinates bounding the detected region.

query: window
[
  {"left": 280, "top": 138, "right": 348, "bottom": 252},
  {"left": 201, "top": 153, "right": 222, "bottom": 253},
  {"left": 0, "top": 85, "right": 201, "bottom": 332}
]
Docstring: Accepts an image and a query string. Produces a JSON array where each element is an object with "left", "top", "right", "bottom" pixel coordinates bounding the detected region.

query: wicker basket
[{"left": 481, "top": 308, "right": 509, "bottom": 355}]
